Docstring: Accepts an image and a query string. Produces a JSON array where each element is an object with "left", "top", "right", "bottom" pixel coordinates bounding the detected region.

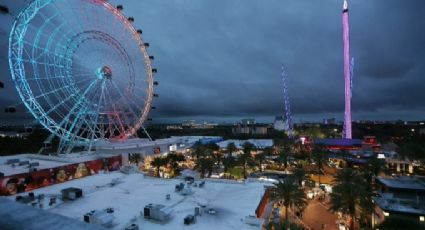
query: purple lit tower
[{"left": 342, "top": 0, "right": 352, "bottom": 139}]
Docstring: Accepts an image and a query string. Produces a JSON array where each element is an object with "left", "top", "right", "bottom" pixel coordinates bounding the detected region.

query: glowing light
[
  {"left": 420, "top": 216, "right": 424, "bottom": 222},
  {"left": 342, "top": 0, "right": 352, "bottom": 139},
  {"left": 383, "top": 212, "right": 389, "bottom": 217}
]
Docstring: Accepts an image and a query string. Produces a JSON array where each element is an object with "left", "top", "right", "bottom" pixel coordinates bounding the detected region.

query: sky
[{"left": 0, "top": 0, "right": 424, "bottom": 124}]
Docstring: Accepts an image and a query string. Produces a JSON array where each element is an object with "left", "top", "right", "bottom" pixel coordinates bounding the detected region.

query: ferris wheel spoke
[
  {"left": 109, "top": 80, "right": 144, "bottom": 114},
  {"left": 24, "top": 75, "right": 68, "bottom": 81},
  {"left": 107, "top": 82, "right": 143, "bottom": 126},
  {"left": 100, "top": 81, "right": 126, "bottom": 135},
  {"left": 21, "top": 30, "right": 71, "bottom": 64},
  {"left": 28, "top": 76, "right": 94, "bottom": 103},
  {"left": 103, "top": 81, "right": 137, "bottom": 126},
  {"left": 54, "top": 79, "right": 98, "bottom": 133},
  {"left": 42, "top": 92, "right": 79, "bottom": 117},
  {"left": 88, "top": 80, "right": 107, "bottom": 140}
]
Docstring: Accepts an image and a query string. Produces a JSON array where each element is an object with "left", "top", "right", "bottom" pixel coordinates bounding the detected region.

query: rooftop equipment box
[{"left": 61, "top": 187, "right": 83, "bottom": 200}]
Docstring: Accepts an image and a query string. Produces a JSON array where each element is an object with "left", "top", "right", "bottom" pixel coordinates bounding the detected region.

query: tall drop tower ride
[
  {"left": 342, "top": 0, "right": 352, "bottom": 139},
  {"left": 281, "top": 66, "right": 294, "bottom": 138}
]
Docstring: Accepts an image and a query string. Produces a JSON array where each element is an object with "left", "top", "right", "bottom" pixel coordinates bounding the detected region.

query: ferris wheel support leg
[
  {"left": 37, "top": 132, "right": 55, "bottom": 155},
  {"left": 62, "top": 114, "right": 87, "bottom": 154},
  {"left": 141, "top": 125, "right": 153, "bottom": 141}
]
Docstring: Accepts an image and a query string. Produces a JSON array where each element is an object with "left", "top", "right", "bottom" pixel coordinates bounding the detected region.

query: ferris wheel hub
[{"left": 96, "top": 66, "right": 113, "bottom": 80}]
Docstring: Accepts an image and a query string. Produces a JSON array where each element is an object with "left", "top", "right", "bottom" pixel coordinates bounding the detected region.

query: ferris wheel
[{"left": 8, "top": 0, "right": 157, "bottom": 152}]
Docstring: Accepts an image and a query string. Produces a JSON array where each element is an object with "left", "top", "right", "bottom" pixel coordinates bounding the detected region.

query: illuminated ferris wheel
[{"left": 8, "top": 0, "right": 157, "bottom": 152}]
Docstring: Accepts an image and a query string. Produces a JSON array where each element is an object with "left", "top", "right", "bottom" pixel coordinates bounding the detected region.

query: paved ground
[{"left": 301, "top": 197, "right": 339, "bottom": 230}]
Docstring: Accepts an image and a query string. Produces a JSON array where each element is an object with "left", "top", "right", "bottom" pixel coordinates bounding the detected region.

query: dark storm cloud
[{"left": 0, "top": 0, "right": 424, "bottom": 123}]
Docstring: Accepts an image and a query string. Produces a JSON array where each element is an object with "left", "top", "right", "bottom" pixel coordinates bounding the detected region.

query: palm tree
[
  {"left": 263, "top": 146, "right": 274, "bottom": 156},
  {"left": 366, "top": 157, "right": 385, "bottom": 183},
  {"left": 222, "top": 155, "right": 236, "bottom": 176},
  {"left": 206, "top": 142, "right": 220, "bottom": 152},
  {"left": 225, "top": 142, "right": 237, "bottom": 176},
  {"left": 195, "top": 157, "right": 214, "bottom": 178},
  {"left": 270, "top": 176, "right": 307, "bottom": 222},
  {"left": 292, "top": 168, "right": 306, "bottom": 187},
  {"left": 227, "top": 142, "right": 237, "bottom": 155},
  {"left": 166, "top": 152, "right": 185, "bottom": 176},
  {"left": 129, "top": 153, "right": 141, "bottom": 164},
  {"left": 241, "top": 142, "right": 255, "bottom": 179},
  {"left": 330, "top": 168, "right": 367, "bottom": 230},
  {"left": 360, "top": 158, "right": 384, "bottom": 228},
  {"left": 192, "top": 141, "right": 206, "bottom": 159},
  {"left": 150, "top": 157, "right": 166, "bottom": 177},
  {"left": 255, "top": 152, "right": 266, "bottom": 172},
  {"left": 312, "top": 147, "right": 327, "bottom": 185},
  {"left": 279, "top": 146, "right": 290, "bottom": 170}
]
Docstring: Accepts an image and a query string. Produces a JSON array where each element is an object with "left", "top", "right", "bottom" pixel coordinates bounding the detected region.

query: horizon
[{"left": 1, "top": 0, "right": 425, "bottom": 125}]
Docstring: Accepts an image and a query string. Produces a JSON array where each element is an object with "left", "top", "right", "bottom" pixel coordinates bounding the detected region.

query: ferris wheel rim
[{"left": 8, "top": 0, "right": 154, "bottom": 145}]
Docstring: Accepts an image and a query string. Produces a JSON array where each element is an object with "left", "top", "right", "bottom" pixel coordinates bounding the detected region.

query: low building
[
  {"left": 314, "top": 138, "right": 363, "bottom": 150},
  {"left": 373, "top": 176, "right": 425, "bottom": 227},
  {"left": 217, "top": 139, "right": 273, "bottom": 150}
]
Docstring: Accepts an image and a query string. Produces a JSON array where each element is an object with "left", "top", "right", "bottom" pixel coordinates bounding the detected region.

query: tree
[
  {"left": 398, "top": 142, "right": 425, "bottom": 160},
  {"left": 129, "top": 153, "right": 141, "bottom": 164},
  {"left": 265, "top": 219, "right": 304, "bottom": 230},
  {"left": 223, "top": 142, "right": 238, "bottom": 176},
  {"left": 195, "top": 157, "right": 214, "bottom": 178},
  {"left": 255, "top": 152, "right": 266, "bottom": 172},
  {"left": 166, "top": 152, "right": 185, "bottom": 176},
  {"left": 330, "top": 168, "right": 367, "bottom": 230},
  {"left": 312, "top": 146, "right": 327, "bottom": 185},
  {"left": 263, "top": 146, "right": 275, "bottom": 156},
  {"left": 241, "top": 142, "right": 255, "bottom": 179},
  {"left": 227, "top": 142, "right": 237, "bottom": 156},
  {"left": 292, "top": 168, "right": 306, "bottom": 187},
  {"left": 270, "top": 176, "right": 307, "bottom": 222},
  {"left": 192, "top": 141, "right": 216, "bottom": 159},
  {"left": 222, "top": 155, "right": 236, "bottom": 176},
  {"left": 279, "top": 145, "right": 290, "bottom": 170},
  {"left": 365, "top": 157, "right": 385, "bottom": 184},
  {"left": 360, "top": 158, "right": 384, "bottom": 228},
  {"left": 150, "top": 157, "right": 167, "bottom": 177},
  {"left": 206, "top": 142, "right": 220, "bottom": 152}
]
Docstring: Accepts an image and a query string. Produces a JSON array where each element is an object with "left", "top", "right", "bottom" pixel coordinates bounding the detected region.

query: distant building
[
  {"left": 232, "top": 125, "right": 268, "bottom": 135},
  {"left": 241, "top": 118, "right": 255, "bottom": 125},
  {"left": 181, "top": 120, "right": 217, "bottom": 129},
  {"left": 181, "top": 120, "right": 196, "bottom": 128},
  {"left": 166, "top": 125, "right": 183, "bottom": 130},
  {"left": 322, "top": 118, "right": 336, "bottom": 125},
  {"left": 273, "top": 116, "right": 287, "bottom": 131},
  {"left": 373, "top": 176, "right": 425, "bottom": 227},
  {"left": 0, "top": 131, "right": 30, "bottom": 138}
]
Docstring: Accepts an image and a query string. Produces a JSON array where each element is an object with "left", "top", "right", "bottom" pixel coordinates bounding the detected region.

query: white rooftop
[{"left": 14, "top": 172, "right": 266, "bottom": 230}]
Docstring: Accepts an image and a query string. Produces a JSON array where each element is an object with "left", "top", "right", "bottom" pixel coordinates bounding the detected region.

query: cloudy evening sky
[{"left": 0, "top": 0, "right": 424, "bottom": 124}]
